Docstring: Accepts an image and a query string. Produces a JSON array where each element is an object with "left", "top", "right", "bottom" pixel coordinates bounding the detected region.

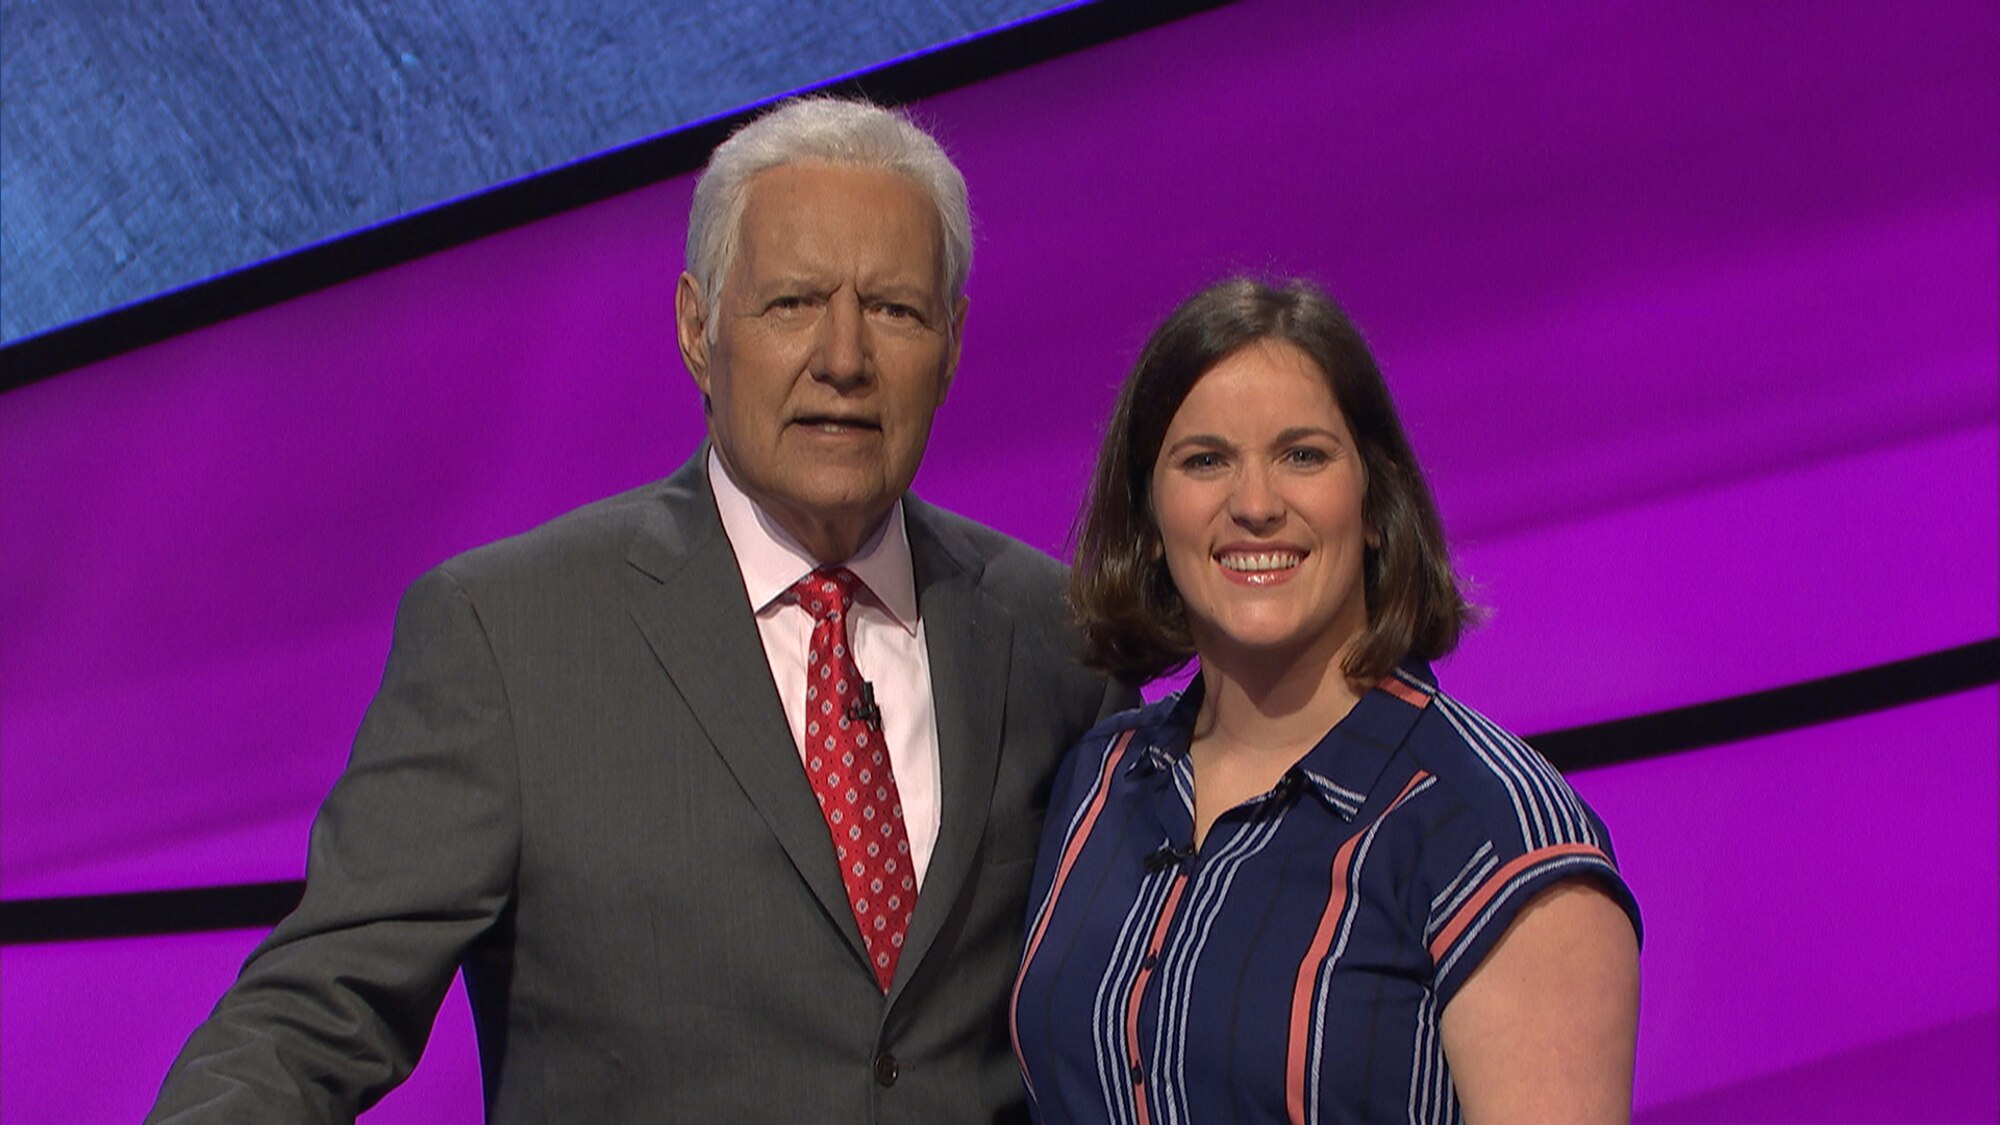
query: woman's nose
[{"left": 1228, "top": 465, "right": 1285, "bottom": 532}]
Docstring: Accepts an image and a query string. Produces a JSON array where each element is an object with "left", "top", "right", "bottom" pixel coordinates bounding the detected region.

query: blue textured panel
[{"left": 0, "top": 0, "right": 1068, "bottom": 344}]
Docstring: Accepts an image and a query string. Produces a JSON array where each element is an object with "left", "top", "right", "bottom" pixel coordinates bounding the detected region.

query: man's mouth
[{"left": 794, "top": 415, "right": 880, "bottom": 433}]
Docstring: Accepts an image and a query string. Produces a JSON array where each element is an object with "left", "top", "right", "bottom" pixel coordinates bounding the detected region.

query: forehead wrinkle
[
  {"left": 848, "top": 229, "right": 949, "bottom": 308},
  {"left": 735, "top": 215, "right": 945, "bottom": 306},
  {"left": 721, "top": 164, "right": 953, "bottom": 333}
]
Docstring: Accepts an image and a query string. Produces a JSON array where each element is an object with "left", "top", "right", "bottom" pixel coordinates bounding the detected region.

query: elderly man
[{"left": 150, "top": 98, "right": 1133, "bottom": 1122}]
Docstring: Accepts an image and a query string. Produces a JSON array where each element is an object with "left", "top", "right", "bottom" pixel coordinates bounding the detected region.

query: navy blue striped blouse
[{"left": 1012, "top": 662, "right": 1641, "bottom": 1125}]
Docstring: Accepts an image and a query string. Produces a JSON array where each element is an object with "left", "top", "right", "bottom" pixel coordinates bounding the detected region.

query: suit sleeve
[
  {"left": 1092, "top": 677, "right": 1144, "bottom": 726},
  {"left": 148, "top": 567, "right": 520, "bottom": 1122}
]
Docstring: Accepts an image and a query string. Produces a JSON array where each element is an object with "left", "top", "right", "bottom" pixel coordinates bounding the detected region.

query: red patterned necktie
[{"left": 791, "top": 567, "right": 915, "bottom": 991}]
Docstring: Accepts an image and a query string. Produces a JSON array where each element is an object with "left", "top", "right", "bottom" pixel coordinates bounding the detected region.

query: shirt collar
[
  {"left": 1127, "top": 659, "right": 1439, "bottom": 821},
  {"left": 706, "top": 448, "right": 920, "bottom": 633}
]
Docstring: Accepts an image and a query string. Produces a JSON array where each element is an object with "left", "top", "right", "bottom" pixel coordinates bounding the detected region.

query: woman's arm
[{"left": 1439, "top": 879, "right": 1640, "bottom": 1124}]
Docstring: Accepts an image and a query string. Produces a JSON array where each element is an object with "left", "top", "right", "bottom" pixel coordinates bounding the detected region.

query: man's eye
[
  {"left": 767, "top": 296, "right": 813, "bottom": 312},
  {"left": 875, "top": 303, "right": 923, "bottom": 322}
]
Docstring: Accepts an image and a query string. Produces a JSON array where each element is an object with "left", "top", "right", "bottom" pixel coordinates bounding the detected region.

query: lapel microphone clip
[
  {"left": 846, "top": 681, "right": 883, "bottom": 731},
  {"left": 1144, "top": 842, "right": 1196, "bottom": 872}
]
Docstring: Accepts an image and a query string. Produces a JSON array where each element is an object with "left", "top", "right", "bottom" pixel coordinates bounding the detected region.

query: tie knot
[{"left": 792, "top": 567, "right": 863, "bottom": 622}]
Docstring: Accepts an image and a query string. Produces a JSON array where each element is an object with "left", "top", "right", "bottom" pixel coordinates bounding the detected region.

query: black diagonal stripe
[
  {"left": 0, "top": 880, "right": 303, "bottom": 945},
  {"left": 3, "top": 637, "right": 1994, "bottom": 945},
  {"left": 1529, "top": 637, "right": 1998, "bottom": 771}
]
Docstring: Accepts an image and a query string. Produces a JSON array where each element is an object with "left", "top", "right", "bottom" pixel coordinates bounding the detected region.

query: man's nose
[
  {"left": 811, "top": 292, "right": 869, "bottom": 388},
  {"left": 1229, "top": 464, "right": 1285, "bottom": 533}
]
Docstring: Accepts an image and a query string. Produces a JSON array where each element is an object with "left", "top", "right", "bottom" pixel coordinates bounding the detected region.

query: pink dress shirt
[{"left": 706, "top": 450, "right": 942, "bottom": 886}]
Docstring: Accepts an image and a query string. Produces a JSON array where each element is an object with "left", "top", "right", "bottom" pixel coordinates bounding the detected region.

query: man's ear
[
  {"left": 674, "top": 272, "right": 711, "bottom": 396},
  {"left": 939, "top": 293, "right": 969, "bottom": 401}
]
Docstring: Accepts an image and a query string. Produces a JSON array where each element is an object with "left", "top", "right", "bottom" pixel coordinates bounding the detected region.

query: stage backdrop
[
  {"left": 3, "top": 0, "right": 1994, "bottom": 1120},
  {"left": 0, "top": 0, "right": 1072, "bottom": 344}
]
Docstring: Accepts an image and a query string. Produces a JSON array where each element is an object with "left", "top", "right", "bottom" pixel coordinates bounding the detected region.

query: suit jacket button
[{"left": 873, "top": 1052, "right": 900, "bottom": 1087}]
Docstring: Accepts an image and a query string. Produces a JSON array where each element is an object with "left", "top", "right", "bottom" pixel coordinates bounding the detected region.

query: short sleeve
[
  {"left": 1424, "top": 830, "right": 1641, "bottom": 1008},
  {"left": 1411, "top": 696, "right": 1643, "bottom": 1009}
]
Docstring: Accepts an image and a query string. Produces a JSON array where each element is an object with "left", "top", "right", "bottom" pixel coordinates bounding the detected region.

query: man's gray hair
[{"left": 685, "top": 97, "right": 972, "bottom": 327}]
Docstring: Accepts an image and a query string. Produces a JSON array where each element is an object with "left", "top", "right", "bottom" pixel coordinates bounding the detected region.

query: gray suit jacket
[{"left": 150, "top": 452, "right": 1134, "bottom": 1123}]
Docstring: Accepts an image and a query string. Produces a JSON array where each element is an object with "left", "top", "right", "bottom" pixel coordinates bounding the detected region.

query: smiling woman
[
  {"left": 1068, "top": 278, "right": 1473, "bottom": 686},
  {"left": 1014, "top": 277, "right": 1644, "bottom": 1124},
  {"left": 1149, "top": 340, "right": 1374, "bottom": 700}
]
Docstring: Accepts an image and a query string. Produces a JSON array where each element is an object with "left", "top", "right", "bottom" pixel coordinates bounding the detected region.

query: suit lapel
[
  {"left": 624, "top": 455, "right": 864, "bottom": 959},
  {"left": 891, "top": 500, "right": 1013, "bottom": 1000}
]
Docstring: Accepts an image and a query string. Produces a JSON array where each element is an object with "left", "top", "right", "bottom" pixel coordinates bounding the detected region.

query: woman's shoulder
[
  {"left": 1394, "top": 688, "right": 1644, "bottom": 994},
  {"left": 1043, "top": 693, "right": 1184, "bottom": 802},
  {"left": 1080, "top": 691, "right": 1181, "bottom": 745},
  {"left": 1401, "top": 689, "right": 1616, "bottom": 861}
]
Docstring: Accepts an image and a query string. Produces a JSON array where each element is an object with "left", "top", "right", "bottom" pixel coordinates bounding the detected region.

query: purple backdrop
[{"left": 3, "top": 0, "right": 1995, "bottom": 1119}]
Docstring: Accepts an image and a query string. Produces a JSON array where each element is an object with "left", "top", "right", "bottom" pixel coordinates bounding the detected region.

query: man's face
[{"left": 676, "top": 161, "right": 964, "bottom": 562}]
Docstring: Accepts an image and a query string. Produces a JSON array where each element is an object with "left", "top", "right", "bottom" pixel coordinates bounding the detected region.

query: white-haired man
[{"left": 151, "top": 98, "right": 1134, "bottom": 1123}]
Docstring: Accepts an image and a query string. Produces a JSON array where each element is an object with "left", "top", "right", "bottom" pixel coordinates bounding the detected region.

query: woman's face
[{"left": 1150, "top": 340, "right": 1371, "bottom": 670}]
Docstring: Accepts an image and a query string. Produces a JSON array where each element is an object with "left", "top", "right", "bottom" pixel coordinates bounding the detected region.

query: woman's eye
[
  {"left": 1181, "top": 452, "right": 1223, "bottom": 471},
  {"left": 1284, "top": 446, "right": 1330, "bottom": 466}
]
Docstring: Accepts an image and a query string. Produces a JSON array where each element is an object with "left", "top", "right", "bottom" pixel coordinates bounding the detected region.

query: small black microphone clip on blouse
[{"left": 1144, "top": 842, "right": 1196, "bottom": 872}]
